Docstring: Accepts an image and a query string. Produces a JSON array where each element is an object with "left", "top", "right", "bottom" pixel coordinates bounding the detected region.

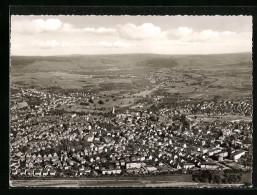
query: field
[
  {"left": 10, "top": 173, "right": 250, "bottom": 187},
  {"left": 11, "top": 53, "right": 252, "bottom": 96}
]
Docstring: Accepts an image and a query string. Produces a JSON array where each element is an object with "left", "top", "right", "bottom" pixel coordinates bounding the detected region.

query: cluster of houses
[
  {"left": 10, "top": 87, "right": 252, "bottom": 178},
  {"left": 165, "top": 99, "right": 252, "bottom": 117}
]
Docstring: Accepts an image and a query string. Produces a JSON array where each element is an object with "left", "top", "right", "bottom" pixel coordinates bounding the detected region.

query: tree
[
  {"left": 213, "top": 96, "right": 220, "bottom": 104},
  {"left": 20, "top": 146, "right": 28, "bottom": 153},
  {"left": 244, "top": 182, "right": 252, "bottom": 187},
  {"left": 80, "top": 102, "right": 89, "bottom": 106},
  {"left": 98, "top": 100, "right": 104, "bottom": 104},
  {"left": 213, "top": 174, "right": 222, "bottom": 184}
]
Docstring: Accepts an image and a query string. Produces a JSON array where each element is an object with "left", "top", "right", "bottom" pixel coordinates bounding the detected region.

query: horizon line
[{"left": 11, "top": 51, "right": 252, "bottom": 57}]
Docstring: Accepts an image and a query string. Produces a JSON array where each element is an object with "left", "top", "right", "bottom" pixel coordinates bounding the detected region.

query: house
[
  {"left": 35, "top": 156, "right": 43, "bottom": 163},
  {"left": 43, "top": 156, "right": 51, "bottom": 162},
  {"left": 11, "top": 169, "right": 18, "bottom": 175},
  {"left": 125, "top": 157, "right": 130, "bottom": 163},
  {"left": 115, "top": 161, "right": 120, "bottom": 166},
  {"left": 10, "top": 159, "right": 20, "bottom": 167},
  {"left": 16, "top": 101, "right": 28, "bottom": 109},
  {"left": 148, "top": 155, "right": 153, "bottom": 160},
  {"left": 120, "top": 160, "right": 125, "bottom": 166},
  {"left": 183, "top": 163, "right": 195, "bottom": 169},
  {"left": 202, "top": 148, "right": 208, "bottom": 154},
  {"left": 214, "top": 155, "right": 224, "bottom": 162},
  {"left": 126, "top": 162, "right": 141, "bottom": 169},
  {"left": 42, "top": 169, "right": 48, "bottom": 176},
  {"left": 51, "top": 155, "right": 59, "bottom": 162},
  {"left": 89, "top": 157, "right": 94, "bottom": 163},
  {"left": 34, "top": 169, "right": 42, "bottom": 176},
  {"left": 140, "top": 156, "right": 146, "bottom": 161},
  {"left": 102, "top": 168, "right": 121, "bottom": 175},
  {"left": 49, "top": 169, "right": 56, "bottom": 176},
  {"left": 230, "top": 150, "right": 246, "bottom": 162},
  {"left": 32, "top": 154, "right": 37, "bottom": 160},
  {"left": 126, "top": 168, "right": 141, "bottom": 174},
  {"left": 207, "top": 148, "right": 222, "bottom": 156},
  {"left": 64, "top": 165, "right": 70, "bottom": 170},
  {"left": 79, "top": 171, "right": 84, "bottom": 176},
  {"left": 159, "top": 162, "right": 164, "bottom": 166},
  {"left": 102, "top": 136, "right": 113, "bottom": 144},
  {"left": 91, "top": 129, "right": 100, "bottom": 135},
  {"left": 200, "top": 163, "right": 219, "bottom": 169},
  {"left": 97, "top": 145, "right": 104, "bottom": 151},
  {"left": 20, "top": 169, "right": 27, "bottom": 176},
  {"left": 67, "top": 159, "right": 76, "bottom": 166},
  {"left": 84, "top": 168, "right": 91, "bottom": 174},
  {"left": 146, "top": 166, "right": 158, "bottom": 173},
  {"left": 86, "top": 133, "right": 94, "bottom": 142},
  {"left": 175, "top": 163, "right": 182, "bottom": 170},
  {"left": 101, "top": 157, "right": 107, "bottom": 163},
  {"left": 44, "top": 162, "right": 52, "bottom": 169},
  {"left": 79, "top": 165, "right": 85, "bottom": 172},
  {"left": 27, "top": 169, "right": 34, "bottom": 176},
  {"left": 214, "top": 151, "right": 229, "bottom": 161},
  {"left": 218, "top": 151, "right": 228, "bottom": 157}
]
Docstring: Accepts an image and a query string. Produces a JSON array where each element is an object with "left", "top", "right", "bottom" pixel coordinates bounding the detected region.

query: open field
[
  {"left": 11, "top": 53, "right": 252, "bottom": 103},
  {"left": 10, "top": 180, "right": 246, "bottom": 188},
  {"left": 10, "top": 172, "right": 251, "bottom": 187}
]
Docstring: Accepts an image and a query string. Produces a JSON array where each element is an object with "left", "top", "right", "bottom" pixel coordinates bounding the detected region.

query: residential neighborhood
[{"left": 10, "top": 87, "right": 252, "bottom": 179}]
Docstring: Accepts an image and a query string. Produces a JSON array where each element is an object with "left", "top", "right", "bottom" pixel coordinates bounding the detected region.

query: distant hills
[{"left": 11, "top": 52, "right": 252, "bottom": 74}]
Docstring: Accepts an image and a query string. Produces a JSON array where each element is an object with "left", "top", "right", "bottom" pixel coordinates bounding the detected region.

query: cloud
[
  {"left": 12, "top": 18, "right": 116, "bottom": 35},
  {"left": 164, "top": 27, "right": 249, "bottom": 44},
  {"left": 11, "top": 17, "right": 251, "bottom": 55},
  {"left": 12, "top": 19, "right": 63, "bottom": 33},
  {"left": 177, "top": 27, "right": 193, "bottom": 36},
  {"left": 98, "top": 40, "right": 134, "bottom": 48},
  {"left": 117, "top": 23, "right": 161, "bottom": 40},
  {"left": 83, "top": 27, "right": 116, "bottom": 34},
  {"left": 30, "top": 40, "right": 70, "bottom": 49},
  {"left": 165, "top": 27, "right": 193, "bottom": 39},
  {"left": 62, "top": 23, "right": 116, "bottom": 34},
  {"left": 181, "top": 30, "right": 239, "bottom": 43}
]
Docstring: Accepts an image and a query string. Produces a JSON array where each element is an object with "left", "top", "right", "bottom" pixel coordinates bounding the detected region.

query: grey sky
[{"left": 11, "top": 15, "right": 252, "bottom": 56}]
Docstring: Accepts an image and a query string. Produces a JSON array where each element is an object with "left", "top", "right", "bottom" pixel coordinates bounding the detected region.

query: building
[
  {"left": 34, "top": 169, "right": 42, "bottom": 176},
  {"left": 49, "top": 169, "right": 56, "bottom": 176},
  {"left": 200, "top": 163, "right": 219, "bottom": 169},
  {"left": 183, "top": 163, "right": 195, "bottom": 169},
  {"left": 20, "top": 169, "right": 27, "bottom": 176},
  {"left": 230, "top": 150, "right": 246, "bottom": 162},
  {"left": 126, "top": 162, "right": 141, "bottom": 169},
  {"left": 102, "top": 168, "right": 121, "bottom": 175},
  {"left": 42, "top": 169, "right": 49, "bottom": 176},
  {"left": 146, "top": 166, "right": 158, "bottom": 173},
  {"left": 16, "top": 102, "right": 28, "bottom": 109}
]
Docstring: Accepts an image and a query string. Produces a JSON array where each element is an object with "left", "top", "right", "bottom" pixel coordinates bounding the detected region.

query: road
[{"left": 10, "top": 179, "right": 245, "bottom": 188}]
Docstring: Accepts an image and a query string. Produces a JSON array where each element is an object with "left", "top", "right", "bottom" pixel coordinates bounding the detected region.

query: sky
[{"left": 11, "top": 15, "right": 252, "bottom": 56}]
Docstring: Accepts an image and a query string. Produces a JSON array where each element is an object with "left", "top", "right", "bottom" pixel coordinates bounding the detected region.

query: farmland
[{"left": 11, "top": 53, "right": 252, "bottom": 104}]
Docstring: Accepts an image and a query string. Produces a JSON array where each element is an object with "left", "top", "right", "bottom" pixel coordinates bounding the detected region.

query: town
[{"left": 10, "top": 85, "right": 252, "bottom": 182}]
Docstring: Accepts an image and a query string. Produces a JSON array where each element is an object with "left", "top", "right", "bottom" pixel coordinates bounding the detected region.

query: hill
[{"left": 11, "top": 53, "right": 252, "bottom": 74}]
